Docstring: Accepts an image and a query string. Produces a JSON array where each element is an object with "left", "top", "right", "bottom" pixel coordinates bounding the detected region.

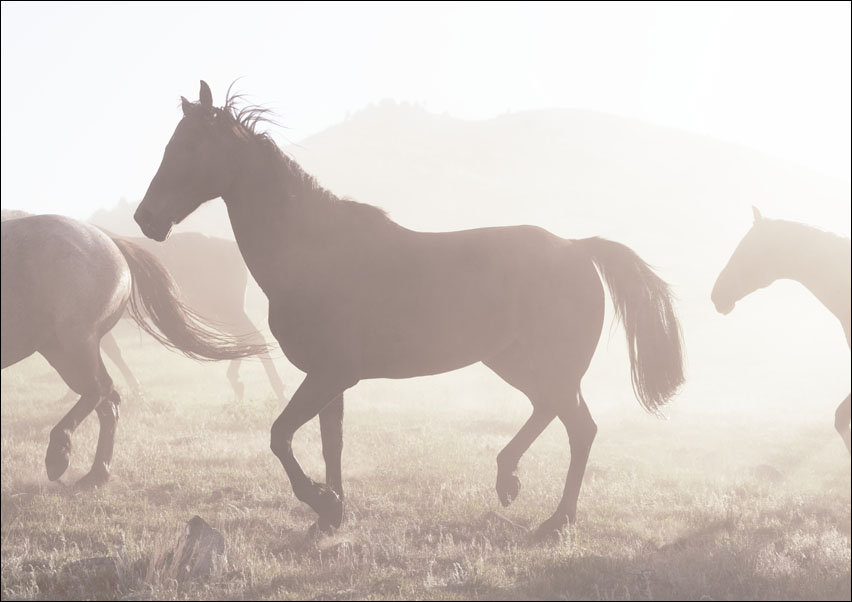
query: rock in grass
[{"left": 147, "top": 516, "right": 226, "bottom": 583}]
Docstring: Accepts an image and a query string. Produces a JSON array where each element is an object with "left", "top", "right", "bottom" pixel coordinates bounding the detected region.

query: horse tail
[
  {"left": 576, "top": 237, "right": 684, "bottom": 415},
  {"left": 111, "top": 237, "right": 270, "bottom": 361}
]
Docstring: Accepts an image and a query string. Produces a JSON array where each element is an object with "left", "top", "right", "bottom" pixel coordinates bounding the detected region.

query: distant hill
[{"left": 91, "top": 101, "right": 850, "bottom": 250}]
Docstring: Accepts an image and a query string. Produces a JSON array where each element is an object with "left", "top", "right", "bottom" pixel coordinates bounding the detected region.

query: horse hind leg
[
  {"left": 76, "top": 362, "right": 121, "bottom": 488},
  {"left": 485, "top": 350, "right": 557, "bottom": 508},
  {"left": 319, "top": 392, "right": 345, "bottom": 528},
  {"left": 226, "top": 359, "right": 245, "bottom": 402},
  {"left": 41, "top": 338, "right": 113, "bottom": 485},
  {"left": 836, "top": 394, "right": 851, "bottom": 454},
  {"left": 58, "top": 331, "right": 133, "bottom": 403},
  {"left": 534, "top": 391, "right": 597, "bottom": 540},
  {"left": 495, "top": 405, "right": 555, "bottom": 507}
]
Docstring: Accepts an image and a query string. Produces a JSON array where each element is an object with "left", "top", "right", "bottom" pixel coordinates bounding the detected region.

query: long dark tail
[
  {"left": 577, "top": 237, "right": 684, "bottom": 415},
  {"left": 111, "top": 238, "right": 270, "bottom": 361}
]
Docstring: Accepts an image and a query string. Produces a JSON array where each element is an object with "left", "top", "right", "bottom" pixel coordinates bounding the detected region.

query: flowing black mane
[{"left": 208, "top": 85, "right": 392, "bottom": 227}]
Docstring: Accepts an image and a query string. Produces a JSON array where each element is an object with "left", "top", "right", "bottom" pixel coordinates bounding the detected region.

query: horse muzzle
[{"left": 134, "top": 205, "right": 173, "bottom": 242}]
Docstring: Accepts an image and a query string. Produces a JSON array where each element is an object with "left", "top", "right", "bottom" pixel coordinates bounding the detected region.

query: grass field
[{"left": 2, "top": 322, "right": 850, "bottom": 601}]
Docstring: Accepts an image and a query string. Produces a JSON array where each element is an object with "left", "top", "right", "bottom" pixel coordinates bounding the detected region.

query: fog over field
[{"left": 2, "top": 2, "right": 849, "bottom": 600}]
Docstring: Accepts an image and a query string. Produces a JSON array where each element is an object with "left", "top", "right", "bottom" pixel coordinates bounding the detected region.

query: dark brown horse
[
  {"left": 712, "top": 207, "right": 851, "bottom": 452},
  {"left": 135, "top": 81, "right": 684, "bottom": 539},
  {"left": 1, "top": 214, "right": 267, "bottom": 487}
]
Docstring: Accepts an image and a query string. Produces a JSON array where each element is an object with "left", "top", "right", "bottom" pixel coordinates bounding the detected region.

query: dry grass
[{"left": 2, "top": 324, "right": 850, "bottom": 600}]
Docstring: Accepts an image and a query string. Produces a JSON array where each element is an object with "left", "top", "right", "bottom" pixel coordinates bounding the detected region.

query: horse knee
[
  {"left": 269, "top": 420, "right": 292, "bottom": 459},
  {"left": 563, "top": 407, "right": 597, "bottom": 446},
  {"left": 585, "top": 418, "right": 598, "bottom": 442}
]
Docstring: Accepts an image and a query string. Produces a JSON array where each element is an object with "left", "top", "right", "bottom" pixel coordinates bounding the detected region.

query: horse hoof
[
  {"left": 496, "top": 473, "right": 521, "bottom": 507},
  {"left": 530, "top": 517, "right": 569, "bottom": 543},
  {"left": 45, "top": 431, "right": 72, "bottom": 481},
  {"left": 75, "top": 469, "right": 110, "bottom": 490},
  {"left": 314, "top": 484, "right": 344, "bottom": 529}
]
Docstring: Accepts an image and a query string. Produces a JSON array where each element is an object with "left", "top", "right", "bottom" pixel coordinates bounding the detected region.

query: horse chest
[{"left": 266, "top": 292, "right": 349, "bottom": 373}]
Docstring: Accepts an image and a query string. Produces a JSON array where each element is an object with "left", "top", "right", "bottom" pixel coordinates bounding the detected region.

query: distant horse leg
[
  {"left": 41, "top": 341, "right": 108, "bottom": 482},
  {"left": 319, "top": 393, "right": 345, "bottom": 500},
  {"left": 534, "top": 392, "right": 597, "bottom": 540},
  {"left": 261, "top": 353, "right": 287, "bottom": 402},
  {"left": 270, "top": 373, "right": 351, "bottom": 530},
  {"left": 226, "top": 359, "right": 245, "bottom": 402},
  {"left": 234, "top": 311, "right": 286, "bottom": 401},
  {"left": 495, "top": 406, "right": 555, "bottom": 506},
  {"left": 101, "top": 330, "right": 141, "bottom": 394},
  {"left": 836, "top": 394, "right": 851, "bottom": 453}
]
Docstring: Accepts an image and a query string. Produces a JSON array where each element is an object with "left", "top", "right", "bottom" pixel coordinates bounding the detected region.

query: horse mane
[
  {"left": 760, "top": 218, "right": 851, "bottom": 272},
  {"left": 210, "top": 84, "right": 394, "bottom": 230},
  {"left": 766, "top": 218, "right": 850, "bottom": 247}
]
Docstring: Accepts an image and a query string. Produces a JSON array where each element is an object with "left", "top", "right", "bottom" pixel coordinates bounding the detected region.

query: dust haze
[{"left": 1, "top": 2, "right": 849, "bottom": 601}]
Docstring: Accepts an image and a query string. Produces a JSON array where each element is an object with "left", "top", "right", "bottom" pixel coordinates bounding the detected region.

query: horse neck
[
  {"left": 221, "top": 144, "right": 342, "bottom": 298},
  {"left": 224, "top": 186, "right": 294, "bottom": 298},
  {"left": 774, "top": 224, "right": 851, "bottom": 327}
]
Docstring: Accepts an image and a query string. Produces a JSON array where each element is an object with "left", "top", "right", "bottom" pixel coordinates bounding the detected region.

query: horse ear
[
  {"left": 752, "top": 206, "right": 763, "bottom": 223},
  {"left": 199, "top": 80, "right": 213, "bottom": 108},
  {"left": 181, "top": 96, "right": 193, "bottom": 116}
]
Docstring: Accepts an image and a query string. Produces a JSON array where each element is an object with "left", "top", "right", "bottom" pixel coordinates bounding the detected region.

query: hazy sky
[{"left": 1, "top": 1, "right": 849, "bottom": 220}]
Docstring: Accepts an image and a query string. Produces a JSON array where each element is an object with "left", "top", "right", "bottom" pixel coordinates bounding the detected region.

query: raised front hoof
[
  {"left": 45, "top": 432, "right": 72, "bottom": 481},
  {"left": 530, "top": 516, "right": 570, "bottom": 544},
  {"left": 233, "top": 381, "right": 245, "bottom": 403},
  {"left": 74, "top": 468, "right": 110, "bottom": 490},
  {"left": 312, "top": 484, "right": 344, "bottom": 529},
  {"left": 496, "top": 472, "right": 521, "bottom": 507}
]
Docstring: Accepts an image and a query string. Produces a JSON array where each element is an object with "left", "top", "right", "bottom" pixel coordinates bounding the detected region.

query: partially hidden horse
[
  {"left": 712, "top": 206, "right": 851, "bottom": 453},
  {"left": 1, "top": 214, "right": 268, "bottom": 487},
  {"left": 2, "top": 210, "right": 286, "bottom": 403},
  {"left": 134, "top": 81, "right": 684, "bottom": 539}
]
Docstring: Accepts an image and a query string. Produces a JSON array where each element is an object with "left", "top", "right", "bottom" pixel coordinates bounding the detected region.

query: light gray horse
[{"left": 1, "top": 214, "right": 267, "bottom": 487}]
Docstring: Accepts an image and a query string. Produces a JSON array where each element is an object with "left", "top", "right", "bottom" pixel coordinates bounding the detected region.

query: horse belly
[{"left": 268, "top": 285, "right": 513, "bottom": 378}]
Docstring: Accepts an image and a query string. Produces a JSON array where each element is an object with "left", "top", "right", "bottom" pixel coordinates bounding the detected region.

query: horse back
[{"left": 1, "top": 215, "right": 131, "bottom": 351}]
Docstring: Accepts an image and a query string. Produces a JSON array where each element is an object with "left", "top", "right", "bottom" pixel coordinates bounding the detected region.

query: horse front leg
[
  {"left": 270, "top": 373, "right": 352, "bottom": 531},
  {"left": 836, "top": 394, "right": 851, "bottom": 454},
  {"left": 319, "top": 393, "right": 345, "bottom": 498}
]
